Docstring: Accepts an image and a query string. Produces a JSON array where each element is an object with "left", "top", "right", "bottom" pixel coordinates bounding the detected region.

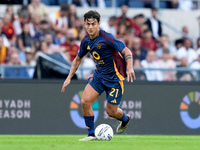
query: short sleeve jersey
[{"left": 78, "top": 29, "right": 126, "bottom": 82}]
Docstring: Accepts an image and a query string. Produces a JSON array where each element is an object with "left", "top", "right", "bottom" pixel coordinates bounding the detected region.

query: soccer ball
[{"left": 95, "top": 124, "right": 113, "bottom": 141}]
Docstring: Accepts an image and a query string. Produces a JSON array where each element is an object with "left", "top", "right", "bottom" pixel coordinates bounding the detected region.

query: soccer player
[{"left": 61, "top": 10, "right": 136, "bottom": 141}]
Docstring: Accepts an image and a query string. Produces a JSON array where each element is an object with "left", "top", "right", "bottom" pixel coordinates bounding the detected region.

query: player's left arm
[{"left": 121, "top": 47, "right": 136, "bottom": 82}]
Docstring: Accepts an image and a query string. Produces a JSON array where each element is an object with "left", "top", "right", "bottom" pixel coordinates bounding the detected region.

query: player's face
[{"left": 84, "top": 18, "right": 100, "bottom": 39}]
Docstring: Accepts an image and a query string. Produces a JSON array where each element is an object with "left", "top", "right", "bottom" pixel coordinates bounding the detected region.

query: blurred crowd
[
  {"left": 0, "top": 0, "right": 199, "bottom": 11},
  {"left": 0, "top": 0, "right": 200, "bottom": 81}
]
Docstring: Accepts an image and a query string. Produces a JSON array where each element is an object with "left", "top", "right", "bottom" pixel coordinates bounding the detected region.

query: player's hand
[
  {"left": 61, "top": 78, "right": 71, "bottom": 93},
  {"left": 127, "top": 69, "right": 136, "bottom": 82}
]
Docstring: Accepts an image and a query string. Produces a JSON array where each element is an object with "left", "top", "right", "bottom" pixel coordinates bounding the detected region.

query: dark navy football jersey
[{"left": 78, "top": 29, "right": 126, "bottom": 82}]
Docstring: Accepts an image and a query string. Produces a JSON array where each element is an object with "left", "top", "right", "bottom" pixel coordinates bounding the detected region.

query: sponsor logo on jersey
[{"left": 92, "top": 51, "right": 100, "bottom": 60}]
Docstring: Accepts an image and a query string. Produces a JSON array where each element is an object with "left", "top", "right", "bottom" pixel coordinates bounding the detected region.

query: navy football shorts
[{"left": 87, "top": 74, "right": 125, "bottom": 105}]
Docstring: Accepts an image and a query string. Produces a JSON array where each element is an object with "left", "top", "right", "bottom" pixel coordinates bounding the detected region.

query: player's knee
[
  {"left": 81, "top": 99, "right": 87, "bottom": 107},
  {"left": 81, "top": 99, "right": 91, "bottom": 108}
]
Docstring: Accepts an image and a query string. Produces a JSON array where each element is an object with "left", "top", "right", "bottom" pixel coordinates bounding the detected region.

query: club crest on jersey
[{"left": 96, "top": 43, "right": 101, "bottom": 49}]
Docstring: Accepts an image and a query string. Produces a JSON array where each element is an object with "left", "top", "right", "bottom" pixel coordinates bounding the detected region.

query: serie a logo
[{"left": 180, "top": 91, "right": 200, "bottom": 129}]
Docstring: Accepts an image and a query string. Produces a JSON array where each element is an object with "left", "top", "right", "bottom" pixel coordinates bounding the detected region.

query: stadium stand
[{"left": 0, "top": 0, "right": 200, "bottom": 81}]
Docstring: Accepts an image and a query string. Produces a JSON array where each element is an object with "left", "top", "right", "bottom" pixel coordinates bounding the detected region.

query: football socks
[
  {"left": 84, "top": 116, "right": 95, "bottom": 135},
  {"left": 118, "top": 112, "right": 129, "bottom": 123}
]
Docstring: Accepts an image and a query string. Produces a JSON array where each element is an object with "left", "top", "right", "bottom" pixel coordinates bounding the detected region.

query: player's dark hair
[{"left": 84, "top": 10, "right": 101, "bottom": 23}]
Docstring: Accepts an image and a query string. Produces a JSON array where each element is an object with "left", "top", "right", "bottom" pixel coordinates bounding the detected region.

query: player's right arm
[
  {"left": 61, "top": 34, "right": 89, "bottom": 92},
  {"left": 61, "top": 56, "right": 82, "bottom": 93}
]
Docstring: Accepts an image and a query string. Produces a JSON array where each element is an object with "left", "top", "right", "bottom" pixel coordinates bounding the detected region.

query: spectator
[
  {"left": 6, "top": 4, "right": 15, "bottom": 22},
  {"left": 6, "top": 45, "right": 18, "bottom": 63},
  {"left": 131, "top": 37, "right": 147, "bottom": 61},
  {"left": 176, "top": 38, "right": 197, "bottom": 65},
  {"left": 141, "top": 50, "right": 163, "bottom": 81},
  {"left": 124, "top": 27, "right": 135, "bottom": 49},
  {"left": 6, "top": 52, "right": 21, "bottom": 65},
  {"left": 68, "top": 4, "right": 77, "bottom": 28},
  {"left": 5, "top": 52, "right": 30, "bottom": 79},
  {"left": 13, "top": 6, "right": 30, "bottom": 36},
  {"left": 28, "top": 0, "right": 47, "bottom": 20},
  {"left": 182, "top": 26, "right": 189, "bottom": 38},
  {"left": 44, "top": 33, "right": 60, "bottom": 54},
  {"left": 176, "top": 56, "right": 194, "bottom": 81},
  {"left": 34, "top": 20, "right": 54, "bottom": 48},
  {"left": 2, "top": 13, "right": 16, "bottom": 45},
  {"left": 17, "top": 23, "right": 34, "bottom": 52},
  {"left": 60, "top": 28, "right": 80, "bottom": 62},
  {"left": 156, "top": 34, "right": 176, "bottom": 59},
  {"left": 174, "top": 39, "right": 184, "bottom": 51},
  {"left": 0, "top": 35, "right": 8, "bottom": 64},
  {"left": 48, "top": 4, "right": 69, "bottom": 44},
  {"left": 133, "top": 59, "right": 146, "bottom": 80},
  {"left": 0, "top": 18, "right": 10, "bottom": 47},
  {"left": 144, "top": 7, "right": 162, "bottom": 41},
  {"left": 157, "top": 48, "right": 176, "bottom": 81},
  {"left": 117, "top": 5, "right": 134, "bottom": 31},
  {"left": 190, "top": 50, "right": 200, "bottom": 79},
  {"left": 141, "top": 29, "right": 157, "bottom": 51},
  {"left": 100, "top": 16, "right": 117, "bottom": 36},
  {"left": 6, "top": 45, "right": 26, "bottom": 63},
  {"left": 132, "top": 14, "right": 145, "bottom": 37},
  {"left": 195, "top": 37, "right": 200, "bottom": 50},
  {"left": 29, "top": 14, "right": 41, "bottom": 37},
  {"left": 77, "top": 28, "right": 87, "bottom": 45},
  {"left": 21, "top": 47, "right": 36, "bottom": 78},
  {"left": 116, "top": 23, "right": 127, "bottom": 40},
  {"left": 116, "top": 23, "right": 134, "bottom": 50},
  {"left": 140, "top": 24, "right": 149, "bottom": 38},
  {"left": 35, "top": 41, "right": 48, "bottom": 60},
  {"left": 174, "top": 26, "right": 189, "bottom": 46},
  {"left": 73, "top": 17, "right": 84, "bottom": 39}
]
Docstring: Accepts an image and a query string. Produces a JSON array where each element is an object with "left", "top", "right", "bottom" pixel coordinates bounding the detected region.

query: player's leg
[
  {"left": 105, "top": 80, "right": 131, "bottom": 134},
  {"left": 106, "top": 103, "right": 123, "bottom": 119},
  {"left": 81, "top": 83, "right": 99, "bottom": 116},
  {"left": 106, "top": 103, "right": 131, "bottom": 134},
  {"left": 79, "top": 83, "right": 100, "bottom": 141}
]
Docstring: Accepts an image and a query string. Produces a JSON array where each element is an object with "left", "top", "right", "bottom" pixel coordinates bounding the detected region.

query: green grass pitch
[{"left": 0, "top": 135, "right": 199, "bottom": 150}]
